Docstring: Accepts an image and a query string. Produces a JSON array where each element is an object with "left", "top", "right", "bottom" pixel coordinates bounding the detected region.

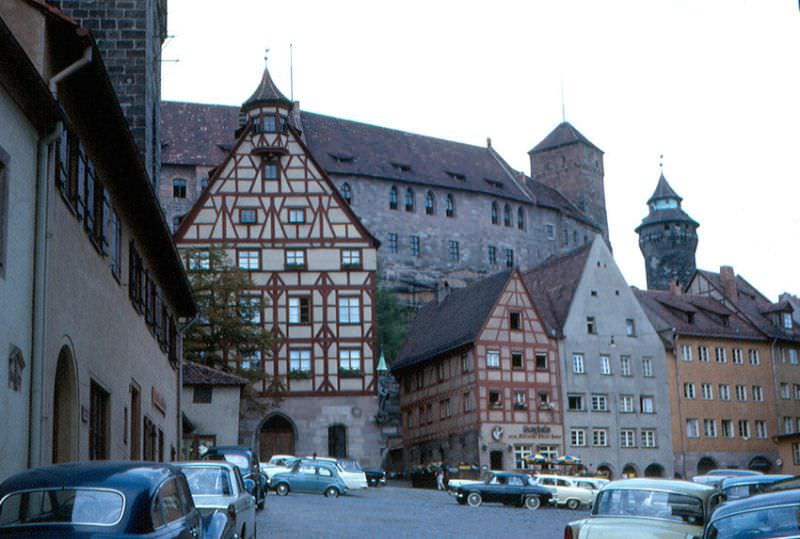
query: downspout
[
  {"left": 29, "top": 122, "right": 63, "bottom": 468},
  {"left": 48, "top": 47, "right": 92, "bottom": 95},
  {"left": 176, "top": 315, "right": 199, "bottom": 459}
]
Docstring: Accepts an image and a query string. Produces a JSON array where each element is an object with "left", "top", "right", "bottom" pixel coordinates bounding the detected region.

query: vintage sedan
[
  {"left": 0, "top": 461, "right": 202, "bottom": 538},
  {"left": 565, "top": 479, "right": 722, "bottom": 539},
  {"left": 453, "top": 471, "right": 552, "bottom": 510},
  {"left": 720, "top": 475, "right": 793, "bottom": 501},
  {"left": 270, "top": 459, "right": 348, "bottom": 497},
  {"left": 201, "top": 446, "right": 266, "bottom": 510},
  {"left": 704, "top": 488, "right": 800, "bottom": 538},
  {"left": 363, "top": 468, "right": 387, "bottom": 487},
  {"left": 534, "top": 474, "right": 595, "bottom": 509},
  {"left": 176, "top": 461, "right": 257, "bottom": 539}
]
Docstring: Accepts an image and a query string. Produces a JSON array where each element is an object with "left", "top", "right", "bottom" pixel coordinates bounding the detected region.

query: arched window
[
  {"left": 328, "top": 424, "right": 347, "bottom": 459},
  {"left": 200, "top": 177, "right": 209, "bottom": 191},
  {"left": 446, "top": 194, "right": 455, "bottom": 217},
  {"left": 491, "top": 201, "right": 498, "bottom": 224},
  {"left": 172, "top": 178, "right": 187, "bottom": 199},
  {"left": 405, "top": 188, "right": 414, "bottom": 212},
  {"left": 425, "top": 191, "right": 435, "bottom": 215},
  {"left": 389, "top": 186, "right": 398, "bottom": 209},
  {"left": 517, "top": 207, "right": 525, "bottom": 230},
  {"left": 503, "top": 204, "right": 511, "bottom": 226},
  {"left": 341, "top": 182, "right": 352, "bottom": 205}
]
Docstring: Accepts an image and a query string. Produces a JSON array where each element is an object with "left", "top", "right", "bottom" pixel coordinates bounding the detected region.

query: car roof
[
  {"left": 721, "top": 474, "right": 793, "bottom": 489},
  {"left": 206, "top": 446, "right": 254, "bottom": 454},
  {"left": 711, "top": 489, "right": 800, "bottom": 522},
  {"left": 176, "top": 461, "right": 237, "bottom": 471},
  {"left": 296, "top": 459, "right": 339, "bottom": 469},
  {"left": 708, "top": 469, "right": 762, "bottom": 475},
  {"left": 602, "top": 478, "right": 717, "bottom": 497}
]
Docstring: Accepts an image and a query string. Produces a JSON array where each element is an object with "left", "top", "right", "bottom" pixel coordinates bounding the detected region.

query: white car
[
  {"left": 306, "top": 456, "right": 368, "bottom": 490},
  {"left": 446, "top": 470, "right": 501, "bottom": 495},
  {"left": 260, "top": 454, "right": 298, "bottom": 480},
  {"left": 534, "top": 474, "right": 595, "bottom": 509}
]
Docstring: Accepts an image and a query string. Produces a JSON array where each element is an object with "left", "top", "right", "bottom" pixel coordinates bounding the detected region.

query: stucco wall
[{"left": 182, "top": 386, "right": 241, "bottom": 446}]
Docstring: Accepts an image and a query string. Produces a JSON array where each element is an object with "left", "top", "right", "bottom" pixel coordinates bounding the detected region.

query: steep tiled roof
[
  {"left": 525, "top": 177, "right": 596, "bottom": 227},
  {"left": 529, "top": 121, "right": 601, "bottom": 154},
  {"left": 243, "top": 63, "right": 291, "bottom": 109},
  {"left": 183, "top": 362, "right": 247, "bottom": 386},
  {"left": 521, "top": 243, "right": 593, "bottom": 336},
  {"left": 636, "top": 207, "right": 699, "bottom": 230},
  {"left": 392, "top": 270, "right": 513, "bottom": 372},
  {"left": 648, "top": 173, "right": 682, "bottom": 203},
  {"left": 161, "top": 102, "right": 240, "bottom": 166}
]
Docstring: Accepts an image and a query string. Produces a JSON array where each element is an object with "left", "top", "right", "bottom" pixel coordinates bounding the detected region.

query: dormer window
[
  {"left": 446, "top": 171, "right": 466, "bottom": 181},
  {"left": 341, "top": 183, "right": 352, "bottom": 205},
  {"left": 484, "top": 178, "right": 504, "bottom": 189},
  {"left": 391, "top": 162, "right": 411, "bottom": 173},
  {"left": 784, "top": 313, "right": 793, "bottom": 330},
  {"left": 329, "top": 153, "right": 354, "bottom": 164}
]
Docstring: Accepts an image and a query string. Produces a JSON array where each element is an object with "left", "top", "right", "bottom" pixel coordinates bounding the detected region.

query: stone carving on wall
[{"left": 8, "top": 345, "right": 25, "bottom": 392}]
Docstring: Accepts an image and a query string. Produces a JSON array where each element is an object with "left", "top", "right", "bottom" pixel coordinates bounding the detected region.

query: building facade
[
  {"left": 393, "top": 270, "right": 563, "bottom": 472},
  {"left": 175, "top": 63, "right": 383, "bottom": 466},
  {"left": 525, "top": 237, "right": 674, "bottom": 479}
]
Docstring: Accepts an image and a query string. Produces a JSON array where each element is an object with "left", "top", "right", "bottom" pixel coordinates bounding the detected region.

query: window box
[
  {"left": 287, "top": 370, "right": 311, "bottom": 380},
  {"left": 513, "top": 402, "right": 528, "bottom": 410},
  {"left": 338, "top": 367, "right": 363, "bottom": 378}
]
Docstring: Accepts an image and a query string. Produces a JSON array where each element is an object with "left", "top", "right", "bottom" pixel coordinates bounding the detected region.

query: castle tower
[
  {"left": 636, "top": 172, "right": 699, "bottom": 290},
  {"left": 529, "top": 122, "right": 609, "bottom": 239}
]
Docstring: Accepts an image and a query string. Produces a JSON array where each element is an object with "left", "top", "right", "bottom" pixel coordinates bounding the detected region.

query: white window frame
[
  {"left": 620, "top": 395, "right": 634, "bottom": 413},
  {"left": 620, "top": 429, "right": 636, "bottom": 448},
  {"left": 698, "top": 346, "right": 709, "bottom": 362},
  {"left": 701, "top": 384, "right": 713, "bottom": 400},
  {"left": 487, "top": 350, "right": 500, "bottom": 369},
  {"left": 703, "top": 419, "right": 717, "bottom": 438},
  {"left": 641, "top": 357, "right": 653, "bottom": 377},
  {"left": 686, "top": 419, "right": 699, "bottom": 439},
  {"left": 238, "top": 249, "right": 259, "bottom": 270},
  {"left": 339, "top": 349, "right": 361, "bottom": 371},
  {"left": 591, "top": 394, "right": 608, "bottom": 412},
  {"left": 289, "top": 350, "right": 311, "bottom": 373},
  {"left": 592, "top": 428, "right": 608, "bottom": 447},
  {"left": 572, "top": 353, "right": 585, "bottom": 374},
  {"left": 681, "top": 345, "right": 693, "bottom": 362},
  {"left": 719, "top": 384, "right": 730, "bottom": 401},
  {"left": 338, "top": 296, "right": 361, "bottom": 324},
  {"left": 641, "top": 430, "right": 656, "bottom": 448},
  {"left": 600, "top": 355, "right": 611, "bottom": 375},
  {"left": 620, "top": 355, "right": 631, "bottom": 376},
  {"left": 570, "top": 429, "right": 586, "bottom": 447},
  {"left": 684, "top": 383, "right": 696, "bottom": 400}
]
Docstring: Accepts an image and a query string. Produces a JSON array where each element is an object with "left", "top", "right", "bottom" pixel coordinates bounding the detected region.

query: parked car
[
  {"left": 704, "top": 488, "right": 800, "bottom": 538},
  {"left": 693, "top": 469, "right": 763, "bottom": 487},
  {"left": 763, "top": 475, "right": 800, "bottom": 493},
  {"left": 176, "top": 461, "right": 257, "bottom": 539},
  {"left": 202, "top": 446, "right": 267, "bottom": 510},
  {"left": 573, "top": 477, "right": 610, "bottom": 492},
  {"left": 0, "top": 461, "right": 202, "bottom": 538},
  {"left": 304, "top": 456, "right": 368, "bottom": 490},
  {"left": 453, "top": 471, "right": 552, "bottom": 510},
  {"left": 270, "top": 459, "right": 348, "bottom": 497},
  {"left": 720, "top": 474, "right": 793, "bottom": 501},
  {"left": 363, "top": 468, "right": 387, "bottom": 487},
  {"left": 565, "top": 478, "right": 722, "bottom": 539},
  {"left": 260, "top": 454, "right": 298, "bottom": 480},
  {"left": 447, "top": 469, "right": 499, "bottom": 494},
  {"left": 534, "top": 474, "right": 595, "bottom": 509}
]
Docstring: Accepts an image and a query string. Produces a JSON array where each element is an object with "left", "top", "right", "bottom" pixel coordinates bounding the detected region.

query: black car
[
  {"left": 0, "top": 461, "right": 203, "bottom": 538},
  {"left": 363, "top": 468, "right": 387, "bottom": 487},
  {"left": 454, "top": 471, "right": 552, "bottom": 510},
  {"left": 704, "top": 488, "right": 800, "bottom": 538},
  {"left": 202, "top": 446, "right": 267, "bottom": 510}
]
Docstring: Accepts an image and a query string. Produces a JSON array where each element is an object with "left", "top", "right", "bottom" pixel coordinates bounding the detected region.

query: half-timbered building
[
  {"left": 175, "top": 62, "right": 382, "bottom": 466},
  {"left": 392, "top": 269, "right": 563, "bottom": 471}
]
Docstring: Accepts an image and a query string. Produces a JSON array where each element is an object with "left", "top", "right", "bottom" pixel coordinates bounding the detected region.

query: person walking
[{"left": 436, "top": 465, "right": 445, "bottom": 491}]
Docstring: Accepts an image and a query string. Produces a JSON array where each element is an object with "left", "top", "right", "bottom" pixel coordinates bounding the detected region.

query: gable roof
[
  {"left": 392, "top": 270, "right": 513, "bottom": 372},
  {"left": 521, "top": 242, "right": 593, "bottom": 336},
  {"left": 182, "top": 362, "right": 247, "bottom": 386},
  {"left": 529, "top": 121, "right": 602, "bottom": 154}
]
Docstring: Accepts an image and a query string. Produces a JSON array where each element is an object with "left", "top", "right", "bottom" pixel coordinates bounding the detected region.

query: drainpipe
[
  {"left": 48, "top": 47, "right": 92, "bottom": 95},
  {"left": 176, "top": 316, "right": 199, "bottom": 459},
  {"left": 29, "top": 122, "right": 63, "bottom": 468}
]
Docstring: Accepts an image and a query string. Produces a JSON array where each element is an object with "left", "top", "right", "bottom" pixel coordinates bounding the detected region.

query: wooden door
[{"left": 259, "top": 416, "right": 295, "bottom": 461}]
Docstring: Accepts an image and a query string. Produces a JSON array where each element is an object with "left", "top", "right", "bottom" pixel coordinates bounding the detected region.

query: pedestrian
[{"left": 436, "top": 465, "right": 445, "bottom": 491}]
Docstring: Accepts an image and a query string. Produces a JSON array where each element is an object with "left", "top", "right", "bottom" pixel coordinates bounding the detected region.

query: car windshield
[
  {"left": 338, "top": 460, "right": 362, "bottom": 472},
  {"left": 219, "top": 454, "right": 248, "bottom": 472},
  {"left": 182, "top": 467, "right": 233, "bottom": 496},
  {"left": 723, "top": 485, "right": 753, "bottom": 501},
  {"left": 707, "top": 504, "right": 800, "bottom": 539},
  {"left": 0, "top": 488, "right": 124, "bottom": 527},
  {"left": 594, "top": 489, "right": 705, "bottom": 526}
]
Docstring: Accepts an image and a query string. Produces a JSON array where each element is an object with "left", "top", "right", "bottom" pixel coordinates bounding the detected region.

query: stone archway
[
  {"left": 258, "top": 414, "right": 296, "bottom": 462},
  {"left": 596, "top": 464, "right": 614, "bottom": 480},
  {"left": 644, "top": 463, "right": 665, "bottom": 478},
  {"left": 697, "top": 456, "right": 718, "bottom": 475},
  {"left": 52, "top": 346, "right": 78, "bottom": 463},
  {"left": 748, "top": 456, "right": 772, "bottom": 473},
  {"left": 622, "top": 463, "right": 639, "bottom": 478}
]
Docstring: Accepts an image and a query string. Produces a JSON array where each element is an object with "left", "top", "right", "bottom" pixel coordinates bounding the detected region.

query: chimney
[
  {"left": 719, "top": 266, "right": 737, "bottom": 300},
  {"left": 669, "top": 279, "right": 682, "bottom": 296},
  {"left": 437, "top": 281, "right": 451, "bottom": 304}
]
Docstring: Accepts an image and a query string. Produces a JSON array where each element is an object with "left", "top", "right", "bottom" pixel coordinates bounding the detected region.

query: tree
[{"left": 375, "top": 283, "right": 413, "bottom": 366}]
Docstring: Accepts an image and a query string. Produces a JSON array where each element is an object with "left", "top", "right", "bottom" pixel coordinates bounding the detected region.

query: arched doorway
[
  {"left": 596, "top": 464, "right": 613, "bottom": 480},
  {"left": 52, "top": 346, "right": 78, "bottom": 463},
  {"left": 259, "top": 414, "right": 295, "bottom": 462},
  {"left": 748, "top": 456, "right": 772, "bottom": 473},
  {"left": 328, "top": 424, "right": 347, "bottom": 459},
  {"left": 622, "top": 463, "right": 638, "bottom": 478},
  {"left": 644, "top": 463, "right": 665, "bottom": 478},
  {"left": 697, "top": 456, "right": 718, "bottom": 475}
]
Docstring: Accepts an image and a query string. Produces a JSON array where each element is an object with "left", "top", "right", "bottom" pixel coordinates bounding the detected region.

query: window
[
  {"left": 341, "top": 249, "right": 361, "bottom": 268},
  {"left": 339, "top": 349, "right": 361, "bottom": 372},
  {"left": 641, "top": 357, "right": 653, "bottom": 377},
  {"left": 619, "top": 355, "right": 631, "bottom": 376},
  {"left": 440, "top": 398, "right": 452, "bottom": 419},
  {"left": 448, "top": 240, "right": 459, "bottom": 261},
  {"left": 686, "top": 419, "right": 699, "bottom": 438},
  {"left": 703, "top": 419, "right": 717, "bottom": 438},
  {"left": 0, "top": 157, "right": 6, "bottom": 274},
  {"left": 719, "top": 384, "right": 730, "bottom": 400},
  {"left": 172, "top": 178, "right": 187, "bottom": 198},
  {"left": 738, "top": 420, "right": 751, "bottom": 439},
  {"left": 701, "top": 384, "right": 713, "bottom": 400},
  {"left": 404, "top": 188, "right": 414, "bottom": 211},
  {"left": 258, "top": 114, "right": 277, "bottom": 132},
  {"left": 446, "top": 194, "right": 455, "bottom": 217},
  {"left": 781, "top": 383, "right": 791, "bottom": 399},
  {"left": 285, "top": 249, "right": 305, "bottom": 268},
  {"left": 509, "top": 312, "right": 522, "bottom": 331},
  {"left": 620, "top": 429, "right": 636, "bottom": 448},
  {"left": 640, "top": 396, "right": 655, "bottom": 414},
  {"left": 756, "top": 420, "right": 768, "bottom": 439},
  {"left": 681, "top": 345, "right": 693, "bottom": 362},
  {"left": 684, "top": 383, "right": 696, "bottom": 400},
  {"left": 641, "top": 430, "right": 656, "bottom": 448},
  {"left": 341, "top": 182, "right": 352, "bottom": 205},
  {"left": 573, "top": 353, "right": 585, "bottom": 374},
  {"left": 586, "top": 317, "right": 597, "bottom": 334},
  {"left": 289, "top": 350, "right": 311, "bottom": 373},
  {"left": 784, "top": 313, "right": 794, "bottom": 330},
  {"left": 488, "top": 390, "right": 502, "bottom": 408},
  {"left": 535, "top": 353, "right": 548, "bottom": 370},
  {"left": 698, "top": 346, "right": 709, "bottom": 362},
  {"left": 749, "top": 349, "right": 760, "bottom": 365},
  {"left": 487, "top": 350, "right": 500, "bottom": 369},
  {"left": 732, "top": 348, "right": 743, "bottom": 364},
  {"left": 570, "top": 429, "right": 586, "bottom": 447},
  {"left": 514, "top": 445, "right": 533, "bottom": 469},
  {"left": 752, "top": 386, "right": 763, "bottom": 401},
  {"left": 241, "top": 350, "right": 261, "bottom": 370},
  {"left": 517, "top": 207, "right": 524, "bottom": 230},
  {"left": 436, "top": 362, "right": 445, "bottom": 383},
  {"left": 463, "top": 391, "right": 474, "bottom": 413},
  {"left": 791, "top": 349, "right": 799, "bottom": 365},
  {"left": 410, "top": 236, "right": 420, "bottom": 257},
  {"left": 238, "top": 249, "right": 259, "bottom": 270},
  {"left": 416, "top": 371, "right": 424, "bottom": 389},
  {"left": 462, "top": 353, "right": 474, "bottom": 373},
  {"left": 110, "top": 210, "right": 121, "bottom": 279},
  {"left": 721, "top": 420, "right": 734, "bottom": 438},
  {"left": 715, "top": 347, "right": 727, "bottom": 363},
  {"left": 387, "top": 233, "right": 398, "bottom": 253},
  {"left": 503, "top": 204, "right": 511, "bottom": 226},
  {"left": 592, "top": 428, "right": 608, "bottom": 447},
  {"left": 512, "top": 352, "right": 524, "bottom": 369},
  {"left": 591, "top": 394, "right": 608, "bottom": 412},
  {"left": 545, "top": 223, "right": 555, "bottom": 240},
  {"left": 389, "top": 186, "right": 398, "bottom": 209},
  {"left": 625, "top": 319, "right": 636, "bottom": 337},
  {"left": 620, "top": 395, "right": 634, "bottom": 413},
  {"left": 188, "top": 250, "right": 210, "bottom": 271},
  {"left": 240, "top": 208, "right": 257, "bottom": 224},
  {"left": 794, "top": 444, "right": 800, "bottom": 466},
  {"left": 513, "top": 390, "right": 527, "bottom": 409},
  {"left": 288, "top": 208, "right": 305, "bottom": 224},
  {"left": 795, "top": 385, "right": 800, "bottom": 400},
  {"left": 338, "top": 297, "right": 360, "bottom": 324},
  {"left": 89, "top": 381, "right": 110, "bottom": 460},
  {"left": 600, "top": 355, "right": 611, "bottom": 375},
  {"left": 288, "top": 297, "right": 310, "bottom": 324},
  {"left": 488, "top": 245, "right": 497, "bottom": 265},
  {"left": 504, "top": 248, "right": 514, "bottom": 268},
  {"left": 568, "top": 394, "right": 584, "bottom": 411},
  {"left": 784, "top": 417, "right": 794, "bottom": 434},
  {"left": 425, "top": 191, "right": 435, "bottom": 215},
  {"left": 491, "top": 201, "right": 498, "bottom": 224},
  {"left": 263, "top": 160, "right": 279, "bottom": 181},
  {"left": 240, "top": 296, "right": 261, "bottom": 324},
  {"left": 736, "top": 385, "right": 747, "bottom": 401}
]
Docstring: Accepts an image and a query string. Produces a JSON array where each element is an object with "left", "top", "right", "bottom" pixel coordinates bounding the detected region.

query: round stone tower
[{"left": 635, "top": 173, "right": 699, "bottom": 290}]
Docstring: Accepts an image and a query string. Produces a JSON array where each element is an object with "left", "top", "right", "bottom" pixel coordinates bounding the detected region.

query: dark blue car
[
  {"left": 0, "top": 461, "right": 203, "bottom": 538},
  {"left": 705, "top": 488, "right": 800, "bottom": 538},
  {"left": 454, "top": 471, "right": 552, "bottom": 510}
]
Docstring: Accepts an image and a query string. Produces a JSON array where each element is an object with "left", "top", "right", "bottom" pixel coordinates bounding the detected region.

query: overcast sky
[{"left": 161, "top": 0, "right": 799, "bottom": 300}]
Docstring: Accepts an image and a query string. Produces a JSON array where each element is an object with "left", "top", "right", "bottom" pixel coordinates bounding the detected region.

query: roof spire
[{"left": 242, "top": 49, "right": 291, "bottom": 111}]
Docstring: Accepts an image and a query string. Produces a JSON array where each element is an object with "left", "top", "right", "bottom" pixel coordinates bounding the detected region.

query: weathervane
[
  {"left": 264, "top": 48, "right": 270, "bottom": 62},
  {"left": 659, "top": 153, "right": 664, "bottom": 172}
]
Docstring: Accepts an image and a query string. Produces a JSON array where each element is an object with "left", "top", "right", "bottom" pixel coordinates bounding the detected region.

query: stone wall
[{"left": 638, "top": 226, "right": 698, "bottom": 290}]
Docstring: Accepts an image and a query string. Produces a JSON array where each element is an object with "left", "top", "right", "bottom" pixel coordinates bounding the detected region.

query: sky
[{"left": 161, "top": 0, "right": 799, "bottom": 300}]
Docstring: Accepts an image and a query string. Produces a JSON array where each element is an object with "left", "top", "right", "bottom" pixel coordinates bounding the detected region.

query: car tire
[
  {"left": 566, "top": 498, "right": 581, "bottom": 510},
  {"left": 324, "top": 486, "right": 339, "bottom": 498},
  {"left": 525, "top": 496, "right": 541, "bottom": 510},
  {"left": 276, "top": 483, "right": 289, "bottom": 496},
  {"left": 467, "top": 492, "right": 482, "bottom": 507}
]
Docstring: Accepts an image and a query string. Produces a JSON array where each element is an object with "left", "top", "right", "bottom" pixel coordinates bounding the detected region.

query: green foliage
[{"left": 375, "top": 284, "right": 413, "bottom": 366}]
